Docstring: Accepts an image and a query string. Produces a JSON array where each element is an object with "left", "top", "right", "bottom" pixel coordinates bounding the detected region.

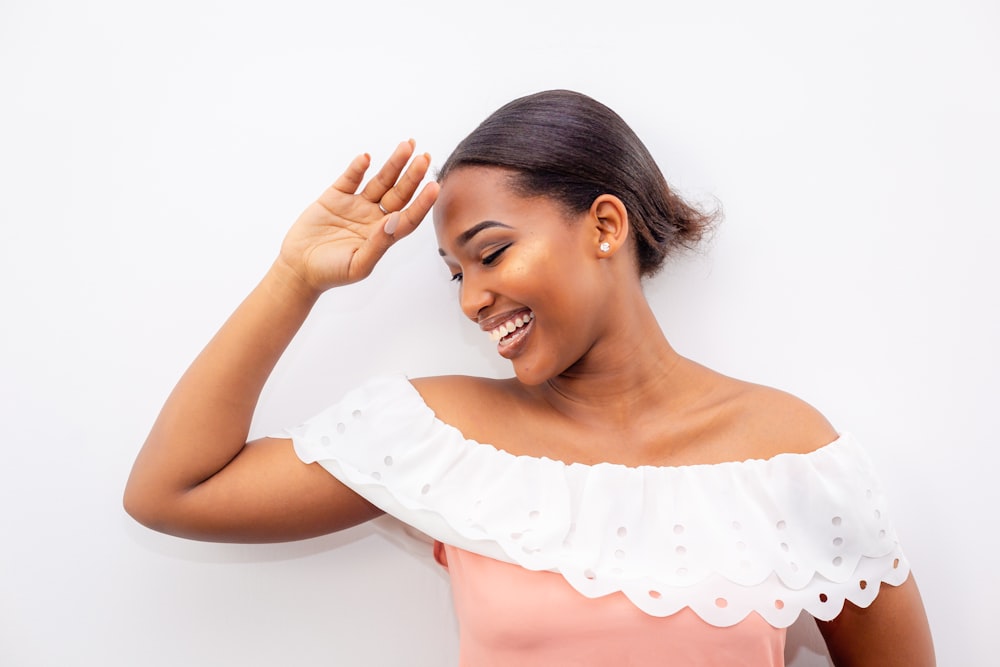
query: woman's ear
[{"left": 590, "top": 194, "right": 629, "bottom": 258}]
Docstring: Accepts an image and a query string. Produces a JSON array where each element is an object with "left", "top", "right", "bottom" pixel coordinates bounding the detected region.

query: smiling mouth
[{"left": 488, "top": 311, "right": 535, "bottom": 342}]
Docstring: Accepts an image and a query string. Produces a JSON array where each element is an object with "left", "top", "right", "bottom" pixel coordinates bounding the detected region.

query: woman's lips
[
  {"left": 487, "top": 311, "right": 534, "bottom": 342},
  {"left": 479, "top": 309, "right": 535, "bottom": 358},
  {"left": 496, "top": 314, "right": 534, "bottom": 358}
]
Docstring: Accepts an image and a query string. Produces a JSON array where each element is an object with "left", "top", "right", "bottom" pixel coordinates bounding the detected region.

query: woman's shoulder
[
  {"left": 409, "top": 373, "right": 506, "bottom": 394},
  {"left": 408, "top": 374, "right": 514, "bottom": 406},
  {"left": 699, "top": 369, "right": 840, "bottom": 462},
  {"left": 408, "top": 369, "right": 840, "bottom": 466},
  {"left": 407, "top": 374, "right": 520, "bottom": 439}
]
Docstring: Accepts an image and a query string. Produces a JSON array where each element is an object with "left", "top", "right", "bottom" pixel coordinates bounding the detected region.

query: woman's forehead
[
  {"left": 433, "top": 168, "right": 575, "bottom": 251},
  {"left": 433, "top": 168, "right": 520, "bottom": 232}
]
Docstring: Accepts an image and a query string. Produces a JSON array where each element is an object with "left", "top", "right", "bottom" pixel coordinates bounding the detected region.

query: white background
[{"left": 1, "top": 1, "right": 997, "bottom": 665}]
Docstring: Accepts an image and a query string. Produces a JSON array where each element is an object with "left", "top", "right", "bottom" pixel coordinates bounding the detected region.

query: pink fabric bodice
[{"left": 437, "top": 542, "right": 786, "bottom": 667}]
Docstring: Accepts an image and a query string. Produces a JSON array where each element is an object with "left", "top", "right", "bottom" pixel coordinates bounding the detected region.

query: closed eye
[
  {"left": 483, "top": 243, "right": 511, "bottom": 266},
  {"left": 448, "top": 243, "right": 510, "bottom": 283}
]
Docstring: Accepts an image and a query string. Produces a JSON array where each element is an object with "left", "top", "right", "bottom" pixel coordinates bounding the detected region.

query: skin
[{"left": 123, "top": 145, "right": 934, "bottom": 664}]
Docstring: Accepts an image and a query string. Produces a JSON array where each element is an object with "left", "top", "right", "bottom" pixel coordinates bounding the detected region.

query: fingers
[
  {"left": 378, "top": 180, "right": 440, "bottom": 244},
  {"left": 329, "top": 141, "right": 433, "bottom": 217},
  {"left": 350, "top": 181, "right": 440, "bottom": 279},
  {"left": 379, "top": 151, "right": 432, "bottom": 213},
  {"left": 383, "top": 180, "right": 440, "bottom": 239},
  {"left": 359, "top": 139, "right": 416, "bottom": 204},
  {"left": 330, "top": 152, "right": 372, "bottom": 194},
  {"left": 396, "top": 180, "right": 440, "bottom": 234}
]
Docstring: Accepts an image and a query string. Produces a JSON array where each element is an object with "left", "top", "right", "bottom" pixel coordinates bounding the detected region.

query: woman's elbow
[{"left": 122, "top": 477, "right": 166, "bottom": 532}]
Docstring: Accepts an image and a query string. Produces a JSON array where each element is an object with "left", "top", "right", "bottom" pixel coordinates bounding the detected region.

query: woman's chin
[
  {"left": 510, "top": 355, "right": 576, "bottom": 387},
  {"left": 510, "top": 362, "right": 554, "bottom": 387}
]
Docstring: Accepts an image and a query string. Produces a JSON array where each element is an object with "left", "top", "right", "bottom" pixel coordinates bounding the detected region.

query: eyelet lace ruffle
[{"left": 281, "top": 375, "right": 909, "bottom": 628}]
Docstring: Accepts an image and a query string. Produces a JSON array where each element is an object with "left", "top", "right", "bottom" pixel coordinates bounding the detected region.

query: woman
[{"left": 124, "top": 90, "right": 934, "bottom": 665}]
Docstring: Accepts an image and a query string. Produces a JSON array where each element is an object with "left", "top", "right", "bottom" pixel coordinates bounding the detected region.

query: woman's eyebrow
[
  {"left": 457, "top": 220, "right": 513, "bottom": 247},
  {"left": 439, "top": 220, "right": 514, "bottom": 256}
]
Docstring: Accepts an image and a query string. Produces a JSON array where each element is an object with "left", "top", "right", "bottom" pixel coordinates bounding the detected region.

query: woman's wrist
[{"left": 264, "top": 257, "right": 325, "bottom": 307}]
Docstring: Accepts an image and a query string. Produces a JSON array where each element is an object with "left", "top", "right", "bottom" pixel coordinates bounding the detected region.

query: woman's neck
[{"left": 534, "top": 297, "right": 695, "bottom": 431}]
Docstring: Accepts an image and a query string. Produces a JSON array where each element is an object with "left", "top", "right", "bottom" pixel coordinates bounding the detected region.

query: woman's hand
[
  {"left": 124, "top": 141, "right": 438, "bottom": 542},
  {"left": 277, "top": 140, "right": 440, "bottom": 294}
]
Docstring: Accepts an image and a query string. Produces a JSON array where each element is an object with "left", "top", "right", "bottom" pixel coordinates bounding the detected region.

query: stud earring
[{"left": 599, "top": 242, "right": 611, "bottom": 253}]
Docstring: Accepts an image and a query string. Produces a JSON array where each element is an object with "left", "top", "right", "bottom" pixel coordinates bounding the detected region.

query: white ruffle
[{"left": 281, "top": 375, "right": 910, "bottom": 628}]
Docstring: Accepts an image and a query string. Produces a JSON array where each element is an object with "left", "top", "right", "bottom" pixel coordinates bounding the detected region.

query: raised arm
[{"left": 123, "top": 141, "right": 439, "bottom": 543}]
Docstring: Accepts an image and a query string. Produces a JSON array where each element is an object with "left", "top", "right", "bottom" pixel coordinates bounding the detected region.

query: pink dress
[
  {"left": 436, "top": 542, "right": 785, "bottom": 666},
  {"left": 281, "top": 376, "right": 910, "bottom": 666}
]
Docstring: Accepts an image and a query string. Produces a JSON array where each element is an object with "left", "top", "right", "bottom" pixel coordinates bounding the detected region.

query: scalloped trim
[{"left": 282, "top": 375, "right": 910, "bottom": 628}]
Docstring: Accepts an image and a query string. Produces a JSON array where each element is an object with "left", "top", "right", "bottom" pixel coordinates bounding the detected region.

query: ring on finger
[{"left": 378, "top": 201, "right": 390, "bottom": 215}]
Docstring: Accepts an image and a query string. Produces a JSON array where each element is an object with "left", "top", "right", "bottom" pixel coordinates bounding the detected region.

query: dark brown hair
[{"left": 438, "top": 90, "right": 716, "bottom": 277}]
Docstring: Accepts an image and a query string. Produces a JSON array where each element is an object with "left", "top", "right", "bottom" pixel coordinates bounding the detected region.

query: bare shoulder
[
  {"left": 409, "top": 374, "right": 518, "bottom": 440},
  {"left": 708, "top": 374, "right": 840, "bottom": 460},
  {"left": 410, "top": 373, "right": 496, "bottom": 396},
  {"left": 409, "top": 374, "right": 510, "bottom": 406}
]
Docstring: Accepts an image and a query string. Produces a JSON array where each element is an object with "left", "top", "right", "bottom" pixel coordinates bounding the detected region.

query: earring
[{"left": 599, "top": 242, "right": 611, "bottom": 253}]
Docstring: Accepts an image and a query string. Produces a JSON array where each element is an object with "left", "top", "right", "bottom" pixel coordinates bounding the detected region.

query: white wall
[{"left": 1, "top": 1, "right": 996, "bottom": 664}]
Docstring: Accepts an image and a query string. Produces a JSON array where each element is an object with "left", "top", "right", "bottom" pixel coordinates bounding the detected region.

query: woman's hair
[{"left": 438, "top": 90, "right": 717, "bottom": 277}]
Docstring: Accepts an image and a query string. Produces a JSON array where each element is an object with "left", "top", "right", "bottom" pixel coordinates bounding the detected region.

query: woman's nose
[{"left": 459, "top": 273, "right": 494, "bottom": 323}]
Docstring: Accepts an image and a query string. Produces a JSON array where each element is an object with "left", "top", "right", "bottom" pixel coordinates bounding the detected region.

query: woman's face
[{"left": 433, "top": 167, "right": 613, "bottom": 385}]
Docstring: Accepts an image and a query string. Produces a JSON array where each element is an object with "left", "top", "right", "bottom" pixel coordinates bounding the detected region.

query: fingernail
[{"left": 384, "top": 212, "right": 400, "bottom": 235}]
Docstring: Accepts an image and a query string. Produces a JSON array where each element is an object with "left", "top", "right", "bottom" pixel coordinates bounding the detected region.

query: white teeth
[{"left": 486, "top": 312, "right": 534, "bottom": 342}]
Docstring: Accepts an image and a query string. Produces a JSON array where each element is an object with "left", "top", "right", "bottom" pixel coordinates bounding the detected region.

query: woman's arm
[
  {"left": 816, "top": 574, "right": 935, "bottom": 666},
  {"left": 123, "top": 141, "right": 439, "bottom": 543}
]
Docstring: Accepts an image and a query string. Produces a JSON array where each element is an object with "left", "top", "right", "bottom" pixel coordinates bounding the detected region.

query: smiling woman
[
  {"left": 123, "top": 90, "right": 934, "bottom": 666},
  {"left": 436, "top": 89, "right": 713, "bottom": 277}
]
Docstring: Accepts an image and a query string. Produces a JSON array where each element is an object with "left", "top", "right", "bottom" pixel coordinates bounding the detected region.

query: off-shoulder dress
[{"left": 280, "top": 376, "right": 909, "bottom": 667}]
